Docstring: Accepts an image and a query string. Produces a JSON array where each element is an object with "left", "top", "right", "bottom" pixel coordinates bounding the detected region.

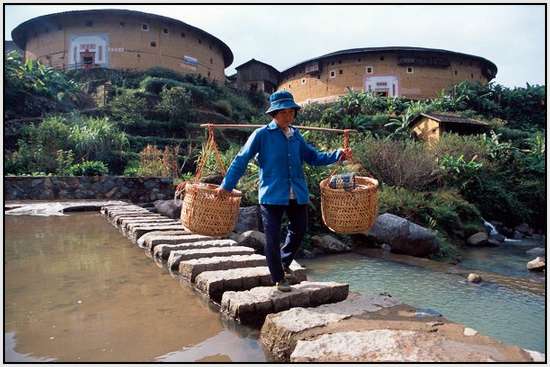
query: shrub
[
  {"left": 212, "top": 99, "right": 233, "bottom": 117},
  {"left": 108, "top": 89, "right": 147, "bottom": 123},
  {"left": 431, "top": 133, "right": 492, "bottom": 167},
  {"left": 69, "top": 160, "right": 108, "bottom": 176},
  {"left": 353, "top": 136, "right": 441, "bottom": 190},
  {"left": 156, "top": 86, "right": 193, "bottom": 123},
  {"left": 139, "top": 76, "right": 186, "bottom": 94}
]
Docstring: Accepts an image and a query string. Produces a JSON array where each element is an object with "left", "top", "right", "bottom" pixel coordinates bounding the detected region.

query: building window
[
  {"left": 357, "top": 58, "right": 361, "bottom": 62},
  {"left": 380, "top": 56, "right": 384, "bottom": 61},
  {"left": 331, "top": 61, "right": 335, "bottom": 66},
  {"left": 301, "top": 78, "right": 307, "bottom": 84},
  {"left": 329, "top": 70, "right": 336, "bottom": 78},
  {"left": 142, "top": 23, "right": 149, "bottom": 31},
  {"left": 210, "top": 57, "right": 213, "bottom": 64},
  {"left": 208, "top": 71, "right": 211, "bottom": 77},
  {"left": 338, "top": 60, "right": 342, "bottom": 64},
  {"left": 119, "top": 22, "right": 125, "bottom": 27},
  {"left": 407, "top": 67, "right": 414, "bottom": 74},
  {"left": 471, "top": 73, "right": 474, "bottom": 78},
  {"left": 163, "top": 28, "right": 169, "bottom": 34},
  {"left": 339, "top": 69, "right": 343, "bottom": 74},
  {"left": 317, "top": 74, "right": 321, "bottom": 79},
  {"left": 454, "top": 70, "right": 458, "bottom": 75},
  {"left": 181, "top": 32, "right": 186, "bottom": 38},
  {"left": 198, "top": 39, "right": 202, "bottom": 44},
  {"left": 85, "top": 20, "right": 93, "bottom": 27},
  {"left": 150, "top": 41, "right": 156, "bottom": 47},
  {"left": 366, "top": 66, "right": 373, "bottom": 74},
  {"left": 98, "top": 46, "right": 103, "bottom": 62},
  {"left": 137, "top": 53, "right": 141, "bottom": 58},
  {"left": 209, "top": 44, "right": 212, "bottom": 50}
]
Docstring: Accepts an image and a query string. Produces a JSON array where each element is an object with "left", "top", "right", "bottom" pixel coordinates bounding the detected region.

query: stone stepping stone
[
  {"left": 195, "top": 262, "right": 307, "bottom": 303},
  {"left": 102, "top": 205, "right": 148, "bottom": 215},
  {"left": 145, "top": 234, "right": 216, "bottom": 251},
  {"left": 128, "top": 224, "right": 186, "bottom": 242},
  {"left": 154, "top": 238, "right": 237, "bottom": 260},
  {"left": 167, "top": 246, "right": 255, "bottom": 271},
  {"left": 136, "top": 230, "right": 193, "bottom": 248},
  {"left": 112, "top": 214, "right": 164, "bottom": 225},
  {"left": 120, "top": 218, "right": 179, "bottom": 231},
  {"left": 221, "top": 281, "right": 349, "bottom": 326},
  {"left": 261, "top": 293, "right": 402, "bottom": 361},
  {"left": 178, "top": 254, "right": 267, "bottom": 282},
  {"left": 105, "top": 209, "right": 153, "bottom": 219}
]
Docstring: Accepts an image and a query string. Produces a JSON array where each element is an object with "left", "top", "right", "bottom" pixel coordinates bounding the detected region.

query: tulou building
[
  {"left": 11, "top": 10, "right": 498, "bottom": 102},
  {"left": 277, "top": 47, "right": 497, "bottom": 104},
  {"left": 10, "top": 9, "right": 233, "bottom": 82}
]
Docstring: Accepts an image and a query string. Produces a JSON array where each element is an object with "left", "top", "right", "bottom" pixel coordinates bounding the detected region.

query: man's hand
[
  {"left": 340, "top": 147, "right": 353, "bottom": 161},
  {"left": 214, "top": 186, "right": 231, "bottom": 199}
]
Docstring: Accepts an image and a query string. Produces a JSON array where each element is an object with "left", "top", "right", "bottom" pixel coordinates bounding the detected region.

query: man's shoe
[{"left": 276, "top": 278, "right": 292, "bottom": 292}]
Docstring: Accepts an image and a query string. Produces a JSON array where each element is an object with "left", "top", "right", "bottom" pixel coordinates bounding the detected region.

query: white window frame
[
  {"left": 162, "top": 27, "right": 169, "bottom": 35},
  {"left": 407, "top": 66, "right": 414, "bottom": 74},
  {"left": 366, "top": 66, "right": 374, "bottom": 74},
  {"left": 329, "top": 69, "right": 336, "bottom": 79},
  {"left": 301, "top": 78, "right": 307, "bottom": 85},
  {"left": 142, "top": 23, "right": 150, "bottom": 32}
]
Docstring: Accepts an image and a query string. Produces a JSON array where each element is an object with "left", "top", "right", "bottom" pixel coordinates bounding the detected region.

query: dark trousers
[{"left": 260, "top": 200, "right": 308, "bottom": 283}]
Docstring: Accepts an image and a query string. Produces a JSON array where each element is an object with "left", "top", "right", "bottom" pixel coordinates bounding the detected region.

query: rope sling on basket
[
  {"left": 179, "top": 125, "right": 242, "bottom": 237},
  {"left": 320, "top": 130, "right": 379, "bottom": 234}
]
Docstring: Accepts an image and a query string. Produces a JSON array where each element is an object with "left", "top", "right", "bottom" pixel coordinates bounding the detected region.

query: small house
[
  {"left": 409, "top": 112, "right": 490, "bottom": 143},
  {"left": 233, "top": 58, "right": 280, "bottom": 94}
]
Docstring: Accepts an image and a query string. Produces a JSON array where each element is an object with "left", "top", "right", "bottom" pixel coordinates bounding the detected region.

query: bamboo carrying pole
[{"left": 199, "top": 123, "right": 358, "bottom": 133}]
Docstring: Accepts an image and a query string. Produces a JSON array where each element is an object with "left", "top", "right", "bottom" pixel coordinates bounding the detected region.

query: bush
[
  {"left": 212, "top": 99, "right": 233, "bottom": 117},
  {"left": 108, "top": 89, "right": 147, "bottom": 123},
  {"left": 156, "top": 86, "right": 193, "bottom": 123},
  {"left": 69, "top": 160, "right": 108, "bottom": 176},
  {"left": 139, "top": 76, "right": 186, "bottom": 95},
  {"left": 353, "top": 135, "right": 441, "bottom": 190}
]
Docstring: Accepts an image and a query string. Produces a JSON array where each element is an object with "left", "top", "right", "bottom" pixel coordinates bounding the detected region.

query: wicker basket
[
  {"left": 181, "top": 182, "right": 242, "bottom": 237},
  {"left": 320, "top": 176, "right": 379, "bottom": 234}
]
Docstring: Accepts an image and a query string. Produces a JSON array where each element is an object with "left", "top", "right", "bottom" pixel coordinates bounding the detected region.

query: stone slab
[
  {"left": 178, "top": 254, "right": 267, "bottom": 282},
  {"left": 220, "top": 281, "right": 349, "bottom": 326},
  {"left": 121, "top": 218, "right": 179, "bottom": 231},
  {"left": 195, "top": 261, "right": 307, "bottom": 303},
  {"left": 154, "top": 239, "right": 237, "bottom": 260},
  {"left": 261, "top": 293, "right": 401, "bottom": 361},
  {"left": 111, "top": 213, "right": 163, "bottom": 224},
  {"left": 128, "top": 224, "right": 186, "bottom": 242},
  {"left": 289, "top": 329, "right": 533, "bottom": 362},
  {"left": 167, "top": 245, "right": 254, "bottom": 270},
  {"left": 136, "top": 230, "right": 193, "bottom": 248}
]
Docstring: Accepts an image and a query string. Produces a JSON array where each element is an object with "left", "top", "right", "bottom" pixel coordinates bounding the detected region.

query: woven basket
[
  {"left": 320, "top": 176, "right": 379, "bottom": 234},
  {"left": 181, "top": 182, "right": 242, "bottom": 237}
]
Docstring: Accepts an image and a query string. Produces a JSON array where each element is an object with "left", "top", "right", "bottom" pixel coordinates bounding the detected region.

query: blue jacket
[{"left": 220, "top": 120, "right": 342, "bottom": 205}]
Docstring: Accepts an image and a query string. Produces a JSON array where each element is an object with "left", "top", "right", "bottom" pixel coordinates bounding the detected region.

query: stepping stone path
[{"left": 100, "top": 203, "right": 540, "bottom": 362}]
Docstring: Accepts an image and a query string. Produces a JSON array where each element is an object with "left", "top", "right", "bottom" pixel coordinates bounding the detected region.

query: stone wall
[{"left": 4, "top": 176, "right": 175, "bottom": 202}]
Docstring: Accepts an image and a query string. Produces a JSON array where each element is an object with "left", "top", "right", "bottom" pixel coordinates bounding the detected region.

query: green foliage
[
  {"left": 108, "top": 89, "right": 147, "bottom": 123},
  {"left": 438, "top": 154, "right": 483, "bottom": 190},
  {"left": 156, "top": 86, "right": 193, "bottom": 123},
  {"left": 5, "top": 51, "right": 87, "bottom": 119},
  {"left": 55, "top": 150, "right": 75, "bottom": 175},
  {"left": 69, "top": 160, "right": 108, "bottom": 176}
]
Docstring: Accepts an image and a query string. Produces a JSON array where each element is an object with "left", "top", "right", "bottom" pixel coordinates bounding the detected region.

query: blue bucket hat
[{"left": 265, "top": 90, "right": 301, "bottom": 115}]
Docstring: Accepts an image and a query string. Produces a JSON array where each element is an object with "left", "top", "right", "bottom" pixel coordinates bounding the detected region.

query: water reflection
[{"left": 4, "top": 213, "right": 265, "bottom": 362}]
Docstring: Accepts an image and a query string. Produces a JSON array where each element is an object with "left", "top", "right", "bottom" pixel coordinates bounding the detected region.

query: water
[
  {"left": 4, "top": 213, "right": 266, "bottom": 362},
  {"left": 301, "top": 253, "right": 546, "bottom": 353}
]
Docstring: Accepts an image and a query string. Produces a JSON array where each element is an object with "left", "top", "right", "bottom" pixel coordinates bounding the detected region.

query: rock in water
[
  {"left": 527, "top": 257, "right": 545, "bottom": 272},
  {"left": 467, "top": 273, "right": 482, "bottom": 283},
  {"left": 466, "top": 232, "right": 489, "bottom": 246},
  {"left": 311, "top": 234, "right": 352, "bottom": 253},
  {"left": 526, "top": 247, "right": 545, "bottom": 257},
  {"left": 153, "top": 199, "right": 182, "bottom": 219},
  {"left": 363, "top": 213, "right": 439, "bottom": 257}
]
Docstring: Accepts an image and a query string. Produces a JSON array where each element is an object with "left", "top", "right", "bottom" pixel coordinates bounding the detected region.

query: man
[{"left": 216, "top": 91, "right": 351, "bottom": 292}]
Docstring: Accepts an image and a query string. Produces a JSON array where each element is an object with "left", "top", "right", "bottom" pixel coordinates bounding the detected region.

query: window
[
  {"left": 366, "top": 66, "right": 373, "bottom": 74},
  {"left": 471, "top": 73, "right": 474, "bottom": 78},
  {"left": 163, "top": 28, "right": 169, "bottom": 34},
  {"left": 137, "top": 53, "right": 141, "bottom": 58},
  {"left": 329, "top": 70, "right": 336, "bottom": 78},
  {"left": 142, "top": 23, "right": 149, "bottom": 31},
  {"left": 407, "top": 67, "right": 414, "bottom": 74},
  {"left": 454, "top": 70, "right": 458, "bottom": 75},
  {"left": 98, "top": 46, "right": 103, "bottom": 61},
  {"left": 339, "top": 69, "right": 343, "bottom": 74},
  {"left": 150, "top": 41, "right": 157, "bottom": 47},
  {"left": 119, "top": 22, "right": 125, "bottom": 27},
  {"left": 338, "top": 60, "right": 342, "bottom": 64},
  {"left": 288, "top": 84, "right": 291, "bottom": 88},
  {"left": 85, "top": 20, "right": 93, "bottom": 27},
  {"left": 181, "top": 32, "right": 186, "bottom": 38},
  {"left": 210, "top": 58, "right": 213, "bottom": 64},
  {"left": 357, "top": 58, "right": 361, "bottom": 62},
  {"left": 208, "top": 71, "right": 211, "bottom": 77},
  {"left": 198, "top": 39, "right": 202, "bottom": 44},
  {"left": 331, "top": 61, "right": 335, "bottom": 66},
  {"left": 301, "top": 78, "right": 307, "bottom": 84}
]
